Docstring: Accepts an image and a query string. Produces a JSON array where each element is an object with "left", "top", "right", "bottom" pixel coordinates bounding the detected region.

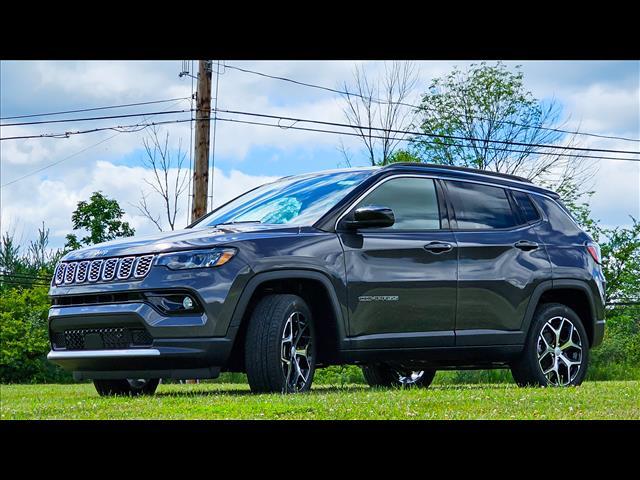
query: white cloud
[{"left": 1, "top": 160, "right": 278, "bottom": 250}]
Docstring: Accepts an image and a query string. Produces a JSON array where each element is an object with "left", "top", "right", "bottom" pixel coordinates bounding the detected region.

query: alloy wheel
[
  {"left": 536, "top": 316, "right": 583, "bottom": 386},
  {"left": 281, "top": 311, "right": 313, "bottom": 392},
  {"left": 396, "top": 370, "right": 425, "bottom": 386},
  {"left": 127, "top": 379, "right": 150, "bottom": 389}
]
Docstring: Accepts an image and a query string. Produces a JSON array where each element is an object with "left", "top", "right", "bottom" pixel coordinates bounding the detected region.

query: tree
[
  {"left": 340, "top": 61, "right": 418, "bottom": 166},
  {"left": 1, "top": 223, "right": 61, "bottom": 281},
  {"left": 64, "top": 191, "right": 135, "bottom": 251},
  {"left": 133, "top": 126, "right": 189, "bottom": 231},
  {"left": 408, "top": 62, "right": 596, "bottom": 190}
]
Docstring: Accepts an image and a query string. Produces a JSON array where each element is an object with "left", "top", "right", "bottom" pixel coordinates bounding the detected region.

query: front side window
[
  {"left": 353, "top": 177, "right": 441, "bottom": 230},
  {"left": 193, "top": 170, "right": 372, "bottom": 228},
  {"left": 446, "top": 181, "right": 519, "bottom": 229}
]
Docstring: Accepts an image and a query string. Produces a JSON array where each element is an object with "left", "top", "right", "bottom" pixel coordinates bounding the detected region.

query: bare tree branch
[
  {"left": 135, "top": 126, "right": 190, "bottom": 231},
  {"left": 340, "top": 61, "right": 418, "bottom": 165}
]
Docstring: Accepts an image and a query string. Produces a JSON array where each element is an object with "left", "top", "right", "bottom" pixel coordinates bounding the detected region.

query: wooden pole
[{"left": 191, "top": 60, "right": 212, "bottom": 223}]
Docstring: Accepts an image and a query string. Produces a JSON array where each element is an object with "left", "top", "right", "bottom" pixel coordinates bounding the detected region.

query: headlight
[{"left": 156, "top": 248, "right": 236, "bottom": 270}]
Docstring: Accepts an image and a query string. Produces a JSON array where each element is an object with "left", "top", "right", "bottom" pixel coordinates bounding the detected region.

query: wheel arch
[
  {"left": 224, "top": 269, "right": 347, "bottom": 371},
  {"left": 521, "top": 279, "right": 597, "bottom": 347}
]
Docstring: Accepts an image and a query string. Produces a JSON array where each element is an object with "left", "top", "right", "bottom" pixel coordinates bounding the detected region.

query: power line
[
  {"left": 1, "top": 133, "right": 121, "bottom": 187},
  {"left": 0, "top": 116, "right": 192, "bottom": 141},
  {"left": 0, "top": 109, "right": 192, "bottom": 127},
  {"left": 223, "top": 63, "right": 640, "bottom": 144},
  {"left": 1, "top": 99, "right": 189, "bottom": 188},
  {"left": 213, "top": 108, "right": 640, "bottom": 156},
  {"left": 0, "top": 97, "right": 191, "bottom": 120},
  {"left": 3, "top": 108, "right": 640, "bottom": 165},
  {"left": 212, "top": 115, "right": 640, "bottom": 163},
  {"left": 4, "top": 107, "right": 639, "bottom": 157}
]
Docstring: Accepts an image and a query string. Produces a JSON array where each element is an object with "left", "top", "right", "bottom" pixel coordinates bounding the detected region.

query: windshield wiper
[{"left": 214, "top": 220, "right": 263, "bottom": 227}]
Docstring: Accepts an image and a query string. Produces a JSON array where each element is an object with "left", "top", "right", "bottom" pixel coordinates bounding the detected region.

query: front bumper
[
  {"left": 47, "top": 336, "right": 234, "bottom": 380},
  {"left": 47, "top": 301, "right": 239, "bottom": 379}
]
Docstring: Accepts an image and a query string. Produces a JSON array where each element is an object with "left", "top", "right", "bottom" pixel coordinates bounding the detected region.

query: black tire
[
  {"left": 361, "top": 363, "right": 436, "bottom": 388},
  {"left": 93, "top": 378, "right": 160, "bottom": 396},
  {"left": 511, "top": 303, "right": 589, "bottom": 387},
  {"left": 244, "top": 294, "right": 316, "bottom": 393}
]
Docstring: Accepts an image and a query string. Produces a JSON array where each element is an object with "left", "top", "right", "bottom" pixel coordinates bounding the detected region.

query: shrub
[
  {"left": 0, "top": 286, "right": 72, "bottom": 383},
  {"left": 588, "top": 308, "right": 640, "bottom": 381}
]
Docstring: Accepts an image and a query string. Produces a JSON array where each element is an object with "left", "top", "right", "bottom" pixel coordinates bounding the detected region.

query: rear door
[
  {"left": 338, "top": 175, "right": 457, "bottom": 348},
  {"left": 443, "top": 180, "right": 551, "bottom": 346}
]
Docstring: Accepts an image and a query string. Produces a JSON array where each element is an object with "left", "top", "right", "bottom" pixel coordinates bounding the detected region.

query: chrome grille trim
[
  {"left": 53, "top": 254, "right": 155, "bottom": 286},
  {"left": 101, "top": 258, "right": 119, "bottom": 281},
  {"left": 54, "top": 263, "right": 66, "bottom": 285},
  {"left": 88, "top": 260, "right": 103, "bottom": 282},
  {"left": 134, "top": 255, "right": 154, "bottom": 278},
  {"left": 75, "top": 261, "right": 90, "bottom": 283},
  {"left": 116, "top": 257, "right": 135, "bottom": 280},
  {"left": 64, "top": 262, "right": 77, "bottom": 284}
]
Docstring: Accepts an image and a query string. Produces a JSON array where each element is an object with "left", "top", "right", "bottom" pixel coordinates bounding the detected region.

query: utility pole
[{"left": 191, "top": 60, "right": 213, "bottom": 223}]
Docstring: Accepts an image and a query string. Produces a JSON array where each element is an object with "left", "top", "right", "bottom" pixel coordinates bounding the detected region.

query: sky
[{"left": 1, "top": 60, "right": 639, "bottom": 250}]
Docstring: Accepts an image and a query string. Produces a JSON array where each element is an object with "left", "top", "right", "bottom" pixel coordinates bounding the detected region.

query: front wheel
[
  {"left": 362, "top": 363, "right": 436, "bottom": 388},
  {"left": 511, "top": 303, "right": 589, "bottom": 387},
  {"left": 245, "top": 294, "right": 316, "bottom": 393},
  {"left": 93, "top": 378, "right": 160, "bottom": 396}
]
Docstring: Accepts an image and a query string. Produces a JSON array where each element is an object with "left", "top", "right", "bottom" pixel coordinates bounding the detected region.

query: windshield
[{"left": 193, "top": 170, "right": 373, "bottom": 228}]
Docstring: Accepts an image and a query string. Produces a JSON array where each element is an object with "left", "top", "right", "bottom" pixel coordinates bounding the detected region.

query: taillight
[{"left": 586, "top": 242, "right": 601, "bottom": 264}]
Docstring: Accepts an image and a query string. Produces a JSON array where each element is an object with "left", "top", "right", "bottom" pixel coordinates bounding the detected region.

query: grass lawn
[{"left": 1, "top": 380, "right": 638, "bottom": 420}]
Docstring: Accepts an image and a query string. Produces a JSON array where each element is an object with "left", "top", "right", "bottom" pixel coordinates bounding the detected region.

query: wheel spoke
[{"left": 280, "top": 310, "right": 312, "bottom": 392}]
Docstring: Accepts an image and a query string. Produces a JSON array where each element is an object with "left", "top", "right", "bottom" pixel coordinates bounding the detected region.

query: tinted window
[
  {"left": 512, "top": 191, "right": 541, "bottom": 223},
  {"left": 446, "top": 181, "right": 518, "bottom": 229},
  {"left": 354, "top": 177, "right": 440, "bottom": 230}
]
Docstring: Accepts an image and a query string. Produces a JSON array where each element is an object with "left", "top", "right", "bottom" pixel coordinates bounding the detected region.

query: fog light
[{"left": 182, "top": 296, "right": 194, "bottom": 310}]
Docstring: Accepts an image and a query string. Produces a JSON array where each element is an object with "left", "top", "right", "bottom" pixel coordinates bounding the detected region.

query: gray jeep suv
[{"left": 47, "top": 163, "right": 606, "bottom": 395}]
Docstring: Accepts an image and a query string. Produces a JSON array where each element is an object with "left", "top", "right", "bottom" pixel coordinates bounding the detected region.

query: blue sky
[{"left": 1, "top": 60, "right": 638, "bottom": 249}]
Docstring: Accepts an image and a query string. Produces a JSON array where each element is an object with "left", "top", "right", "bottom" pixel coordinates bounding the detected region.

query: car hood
[{"left": 62, "top": 224, "right": 303, "bottom": 260}]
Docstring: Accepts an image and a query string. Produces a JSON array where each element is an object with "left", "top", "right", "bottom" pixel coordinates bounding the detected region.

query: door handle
[
  {"left": 424, "top": 241, "right": 453, "bottom": 254},
  {"left": 514, "top": 240, "right": 539, "bottom": 251}
]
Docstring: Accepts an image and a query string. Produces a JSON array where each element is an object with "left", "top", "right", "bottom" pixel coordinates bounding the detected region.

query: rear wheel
[
  {"left": 362, "top": 363, "right": 436, "bottom": 388},
  {"left": 93, "top": 378, "right": 160, "bottom": 396},
  {"left": 245, "top": 294, "right": 316, "bottom": 393},
  {"left": 511, "top": 303, "right": 589, "bottom": 387}
]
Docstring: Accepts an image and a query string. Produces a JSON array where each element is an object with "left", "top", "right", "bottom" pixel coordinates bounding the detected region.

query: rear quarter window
[{"left": 512, "top": 191, "right": 541, "bottom": 223}]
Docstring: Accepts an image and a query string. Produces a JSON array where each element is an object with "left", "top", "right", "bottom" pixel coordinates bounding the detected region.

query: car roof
[{"left": 379, "top": 162, "right": 559, "bottom": 197}]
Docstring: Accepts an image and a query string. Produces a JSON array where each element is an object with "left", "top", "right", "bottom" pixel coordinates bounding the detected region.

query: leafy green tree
[
  {"left": 407, "top": 62, "right": 595, "bottom": 190},
  {"left": 64, "top": 191, "right": 135, "bottom": 251}
]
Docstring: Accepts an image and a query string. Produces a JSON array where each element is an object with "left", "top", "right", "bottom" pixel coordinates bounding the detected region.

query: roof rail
[{"left": 384, "top": 162, "right": 533, "bottom": 184}]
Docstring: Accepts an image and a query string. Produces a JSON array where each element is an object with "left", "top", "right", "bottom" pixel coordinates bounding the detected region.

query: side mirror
[{"left": 343, "top": 205, "right": 395, "bottom": 230}]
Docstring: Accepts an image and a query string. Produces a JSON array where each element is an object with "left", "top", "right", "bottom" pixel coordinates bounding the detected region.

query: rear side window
[
  {"left": 354, "top": 177, "right": 441, "bottom": 230},
  {"left": 512, "top": 191, "right": 541, "bottom": 223},
  {"left": 446, "top": 181, "right": 519, "bottom": 229}
]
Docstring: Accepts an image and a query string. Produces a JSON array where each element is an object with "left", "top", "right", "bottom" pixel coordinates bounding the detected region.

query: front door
[{"left": 338, "top": 176, "right": 457, "bottom": 348}]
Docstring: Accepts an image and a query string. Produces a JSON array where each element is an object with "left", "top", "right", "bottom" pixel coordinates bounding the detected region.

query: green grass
[{"left": 1, "top": 379, "right": 638, "bottom": 420}]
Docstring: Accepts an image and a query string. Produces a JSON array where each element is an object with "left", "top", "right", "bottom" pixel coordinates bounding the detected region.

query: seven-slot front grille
[{"left": 52, "top": 255, "right": 155, "bottom": 286}]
